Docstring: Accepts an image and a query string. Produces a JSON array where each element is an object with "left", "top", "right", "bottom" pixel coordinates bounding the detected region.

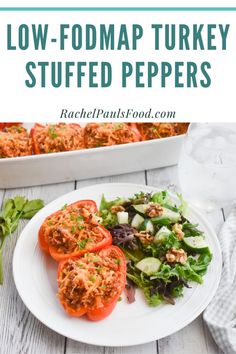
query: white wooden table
[{"left": 0, "top": 165, "right": 225, "bottom": 354}]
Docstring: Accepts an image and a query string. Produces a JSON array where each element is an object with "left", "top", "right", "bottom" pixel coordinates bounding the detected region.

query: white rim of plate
[{"left": 12, "top": 183, "right": 222, "bottom": 347}]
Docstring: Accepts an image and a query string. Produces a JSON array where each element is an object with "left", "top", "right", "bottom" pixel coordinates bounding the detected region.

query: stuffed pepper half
[
  {"left": 0, "top": 126, "right": 32, "bottom": 158},
  {"left": 38, "top": 200, "right": 112, "bottom": 261},
  {"left": 84, "top": 123, "right": 141, "bottom": 148},
  {"left": 57, "top": 245, "right": 126, "bottom": 320},
  {"left": 31, "top": 123, "right": 85, "bottom": 154}
]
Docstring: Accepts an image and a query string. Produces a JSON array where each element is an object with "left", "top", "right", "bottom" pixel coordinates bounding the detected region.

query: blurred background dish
[{"left": 0, "top": 123, "right": 188, "bottom": 188}]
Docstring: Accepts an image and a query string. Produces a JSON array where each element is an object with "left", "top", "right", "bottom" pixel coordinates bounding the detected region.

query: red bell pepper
[
  {"left": 128, "top": 123, "right": 142, "bottom": 141},
  {"left": 30, "top": 123, "right": 43, "bottom": 154},
  {"left": 0, "top": 123, "right": 22, "bottom": 130},
  {"left": 57, "top": 245, "right": 126, "bottom": 321},
  {"left": 38, "top": 200, "right": 112, "bottom": 261}
]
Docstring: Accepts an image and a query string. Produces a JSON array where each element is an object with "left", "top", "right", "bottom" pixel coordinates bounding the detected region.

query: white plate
[{"left": 13, "top": 183, "right": 222, "bottom": 347}]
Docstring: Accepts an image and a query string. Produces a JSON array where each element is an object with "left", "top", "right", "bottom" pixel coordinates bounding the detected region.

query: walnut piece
[
  {"left": 166, "top": 248, "right": 187, "bottom": 264},
  {"left": 111, "top": 205, "right": 125, "bottom": 214},
  {"left": 146, "top": 203, "right": 163, "bottom": 218},
  {"left": 172, "top": 223, "right": 185, "bottom": 240},
  {"left": 135, "top": 231, "right": 154, "bottom": 245}
]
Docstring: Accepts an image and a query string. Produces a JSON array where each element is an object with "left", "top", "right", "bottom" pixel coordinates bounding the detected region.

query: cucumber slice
[
  {"left": 134, "top": 204, "right": 180, "bottom": 223},
  {"left": 135, "top": 257, "right": 162, "bottom": 276},
  {"left": 139, "top": 219, "right": 154, "bottom": 234},
  {"left": 162, "top": 208, "right": 181, "bottom": 222},
  {"left": 117, "top": 211, "right": 129, "bottom": 224},
  {"left": 183, "top": 236, "right": 209, "bottom": 252},
  {"left": 133, "top": 204, "right": 149, "bottom": 214},
  {"left": 152, "top": 207, "right": 180, "bottom": 224},
  {"left": 154, "top": 226, "right": 172, "bottom": 243},
  {"left": 145, "top": 220, "right": 154, "bottom": 235},
  {"left": 131, "top": 214, "right": 145, "bottom": 229}
]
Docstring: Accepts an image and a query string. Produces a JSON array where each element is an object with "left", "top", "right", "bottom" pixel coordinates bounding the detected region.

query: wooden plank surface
[
  {"left": 0, "top": 182, "right": 74, "bottom": 354},
  {"left": 0, "top": 190, "right": 5, "bottom": 206},
  {"left": 76, "top": 171, "right": 146, "bottom": 188},
  {"left": 0, "top": 166, "right": 226, "bottom": 354}
]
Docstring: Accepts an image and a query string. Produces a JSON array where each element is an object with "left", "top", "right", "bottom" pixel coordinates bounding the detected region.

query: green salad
[{"left": 100, "top": 190, "right": 212, "bottom": 306}]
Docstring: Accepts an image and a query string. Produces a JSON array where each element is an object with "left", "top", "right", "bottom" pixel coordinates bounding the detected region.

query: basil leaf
[
  {"left": 13, "top": 196, "right": 27, "bottom": 211},
  {"left": 0, "top": 196, "right": 44, "bottom": 284},
  {"left": 22, "top": 199, "right": 44, "bottom": 219},
  {"left": 1, "top": 199, "right": 14, "bottom": 219}
]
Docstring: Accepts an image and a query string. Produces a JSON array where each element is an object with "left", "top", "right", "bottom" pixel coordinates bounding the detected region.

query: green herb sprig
[{"left": 0, "top": 196, "right": 44, "bottom": 284}]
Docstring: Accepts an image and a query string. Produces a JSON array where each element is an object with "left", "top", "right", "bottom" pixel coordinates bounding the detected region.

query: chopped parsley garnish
[
  {"left": 76, "top": 215, "right": 85, "bottom": 230},
  {"left": 89, "top": 275, "right": 97, "bottom": 282},
  {"left": 61, "top": 204, "right": 67, "bottom": 211},
  {"left": 95, "top": 266, "right": 102, "bottom": 271},
  {"left": 151, "top": 126, "right": 158, "bottom": 132},
  {"left": 71, "top": 225, "right": 76, "bottom": 234},
  {"left": 48, "top": 126, "right": 58, "bottom": 139},
  {"left": 77, "top": 224, "right": 85, "bottom": 230},
  {"left": 15, "top": 126, "right": 24, "bottom": 133},
  {"left": 77, "top": 238, "right": 93, "bottom": 250},
  {"left": 77, "top": 240, "right": 87, "bottom": 249},
  {"left": 113, "top": 123, "right": 123, "bottom": 131}
]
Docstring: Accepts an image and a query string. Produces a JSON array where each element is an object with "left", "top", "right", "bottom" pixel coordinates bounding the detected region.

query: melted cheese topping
[
  {"left": 34, "top": 123, "right": 84, "bottom": 153},
  {"left": 85, "top": 123, "right": 138, "bottom": 148},
  {"left": 43, "top": 205, "right": 105, "bottom": 254},
  {"left": 58, "top": 249, "right": 124, "bottom": 310},
  {"left": 137, "top": 123, "right": 189, "bottom": 140},
  {"left": 0, "top": 126, "right": 32, "bottom": 158}
]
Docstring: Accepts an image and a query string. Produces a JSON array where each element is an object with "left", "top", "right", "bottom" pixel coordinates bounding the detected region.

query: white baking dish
[{"left": 0, "top": 134, "right": 184, "bottom": 188}]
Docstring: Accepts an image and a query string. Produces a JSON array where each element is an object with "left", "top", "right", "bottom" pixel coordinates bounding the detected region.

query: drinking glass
[{"left": 178, "top": 123, "right": 236, "bottom": 211}]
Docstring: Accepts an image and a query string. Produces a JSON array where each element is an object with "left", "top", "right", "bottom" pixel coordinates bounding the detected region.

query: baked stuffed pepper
[
  {"left": 38, "top": 200, "right": 112, "bottom": 261},
  {"left": 57, "top": 245, "right": 126, "bottom": 320},
  {"left": 0, "top": 125, "right": 32, "bottom": 158},
  {"left": 31, "top": 123, "right": 85, "bottom": 154},
  {"left": 137, "top": 123, "right": 189, "bottom": 141},
  {"left": 84, "top": 123, "right": 141, "bottom": 148}
]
